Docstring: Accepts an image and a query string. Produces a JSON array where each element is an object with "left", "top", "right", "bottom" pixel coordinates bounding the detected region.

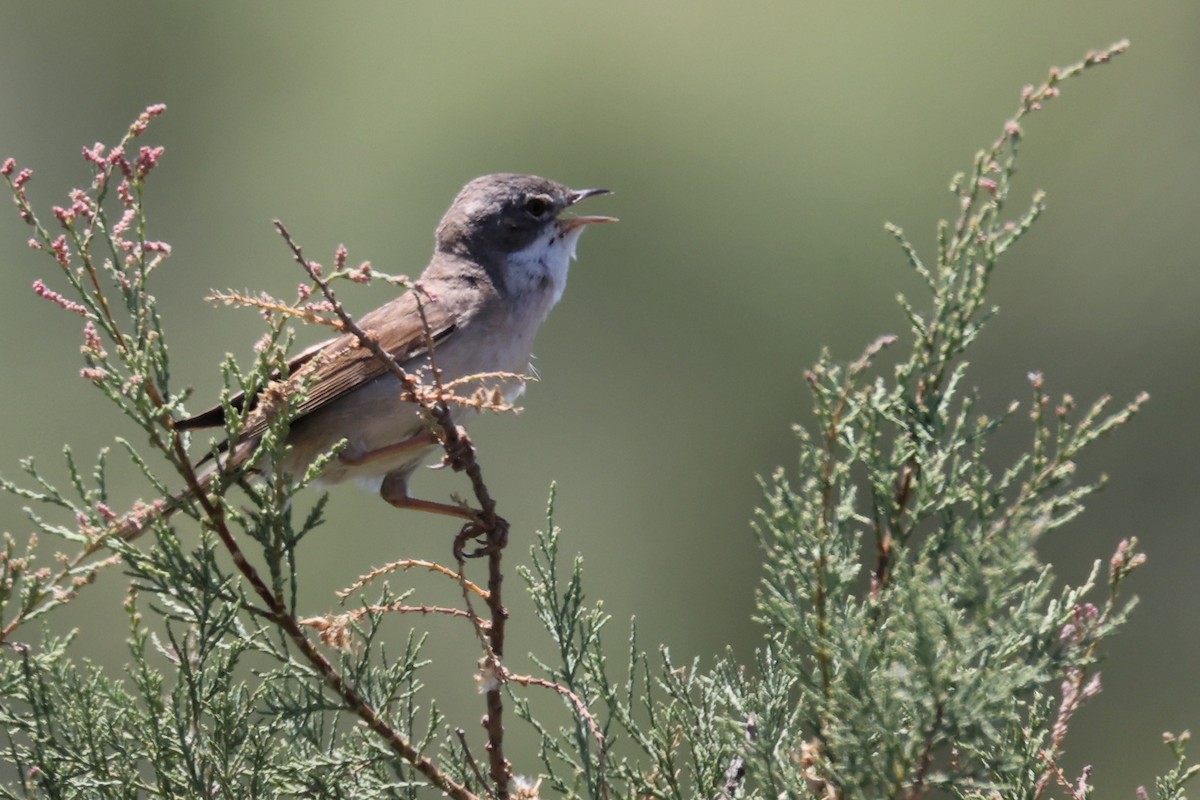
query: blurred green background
[{"left": 1, "top": 2, "right": 1197, "bottom": 794}]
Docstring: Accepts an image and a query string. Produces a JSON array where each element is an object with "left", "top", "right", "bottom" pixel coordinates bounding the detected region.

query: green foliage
[
  {"left": 1, "top": 40, "right": 1196, "bottom": 800},
  {"left": 511, "top": 41, "right": 1197, "bottom": 800},
  {"left": 1, "top": 108, "right": 481, "bottom": 799},
  {"left": 2, "top": 583, "right": 449, "bottom": 798}
]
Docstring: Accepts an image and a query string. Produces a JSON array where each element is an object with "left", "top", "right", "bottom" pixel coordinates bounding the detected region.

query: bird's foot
[{"left": 453, "top": 515, "right": 509, "bottom": 561}]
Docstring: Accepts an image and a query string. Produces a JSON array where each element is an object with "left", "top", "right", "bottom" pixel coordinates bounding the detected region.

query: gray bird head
[{"left": 435, "top": 173, "right": 612, "bottom": 259}]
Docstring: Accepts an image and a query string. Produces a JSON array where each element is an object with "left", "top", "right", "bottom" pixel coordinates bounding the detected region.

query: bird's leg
[
  {"left": 379, "top": 469, "right": 477, "bottom": 520},
  {"left": 379, "top": 469, "right": 508, "bottom": 559},
  {"left": 339, "top": 430, "right": 440, "bottom": 467}
]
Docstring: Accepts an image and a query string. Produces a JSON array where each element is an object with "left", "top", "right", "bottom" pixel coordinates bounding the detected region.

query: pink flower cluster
[
  {"left": 85, "top": 144, "right": 165, "bottom": 182},
  {"left": 2, "top": 158, "right": 36, "bottom": 223},
  {"left": 333, "top": 244, "right": 373, "bottom": 283},
  {"left": 32, "top": 278, "right": 87, "bottom": 315},
  {"left": 130, "top": 103, "right": 167, "bottom": 136},
  {"left": 82, "top": 320, "right": 107, "bottom": 358},
  {"left": 52, "top": 189, "right": 97, "bottom": 229}
]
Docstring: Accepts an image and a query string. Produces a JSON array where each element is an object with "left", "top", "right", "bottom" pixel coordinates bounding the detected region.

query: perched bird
[{"left": 130, "top": 173, "right": 613, "bottom": 538}]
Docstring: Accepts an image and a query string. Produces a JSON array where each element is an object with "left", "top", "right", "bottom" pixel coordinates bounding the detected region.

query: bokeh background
[{"left": 1, "top": 2, "right": 1197, "bottom": 795}]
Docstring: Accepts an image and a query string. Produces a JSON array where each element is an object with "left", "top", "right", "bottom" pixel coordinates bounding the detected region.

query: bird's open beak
[
  {"left": 558, "top": 215, "right": 618, "bottom": 233},
  {"left": 568, "top": 187, "right": 611, "bottom": 205},
  {"left": 560, "top": 187, "right": 617, "bottom": 232}
]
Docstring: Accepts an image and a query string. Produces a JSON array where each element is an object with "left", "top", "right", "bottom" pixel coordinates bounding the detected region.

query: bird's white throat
[{"left": 504, "top": 223, "right": 589, "bottom": 314}]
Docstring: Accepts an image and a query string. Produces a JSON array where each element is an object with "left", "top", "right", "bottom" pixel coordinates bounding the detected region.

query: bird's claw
[{"left": 452, "top": 514, "right": 510, "bottom": 560}]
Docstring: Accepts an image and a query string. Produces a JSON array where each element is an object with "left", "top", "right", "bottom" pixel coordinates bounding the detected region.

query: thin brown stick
[
  {"left": 410, "top": 258, "right": 512, "bottom": 798},
  {"left": 456, "top": 727, "right": 490, "bottom": 792},
  {"left": 506, "top": 671, "right": 606, "bottom": 761},
  {"left": 349, "top": 603, "right": 484, "bottom": 625},
  {"left": 275, "top": 221, "right": 513, "bottom": 798},
  {"left": 481, "top": 539, "right": 511, "bottom": 795},
  {"left": 339, "top": 558, "right": 487, "bottom": 600}
]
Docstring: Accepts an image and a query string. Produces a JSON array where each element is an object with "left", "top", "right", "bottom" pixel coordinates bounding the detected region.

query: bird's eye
[{"left": 524, "top": 196, "right": 552, "bottom": 218}]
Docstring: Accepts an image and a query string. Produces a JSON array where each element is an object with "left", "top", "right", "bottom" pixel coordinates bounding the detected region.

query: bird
[{"left": 124, "top": 173, "right": 613, "bottom": 541}]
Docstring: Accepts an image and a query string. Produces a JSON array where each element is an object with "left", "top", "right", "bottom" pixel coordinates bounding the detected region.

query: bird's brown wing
[
  {"left": 174, "top": 335, "right": 335, "bottom": 431},
  {"left": 176, "top": 291, "right": 457, "bottom": 440}
]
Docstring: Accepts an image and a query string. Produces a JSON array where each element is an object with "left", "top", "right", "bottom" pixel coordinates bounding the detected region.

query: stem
[
  {"left": 483, "top": 541, "right": 511, "bottom": 796},
  {"left": 275, "top": 221, "right": 514, "bottom": 797}
]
